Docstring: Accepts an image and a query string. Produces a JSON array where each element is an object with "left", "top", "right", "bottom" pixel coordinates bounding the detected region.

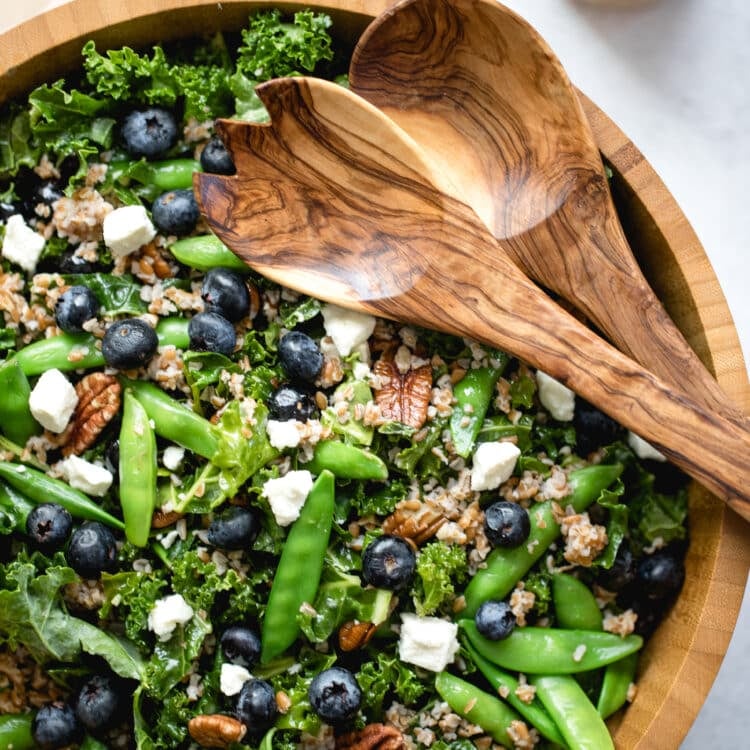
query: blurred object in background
[{"left": 575, "top": 0, "right": 657, "bottom": 6}]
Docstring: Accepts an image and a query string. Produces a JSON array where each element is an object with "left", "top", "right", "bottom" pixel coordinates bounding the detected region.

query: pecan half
[
  {"left": 373, "top": 351, "right": 432, "bottom": 430},
  {"left": 151, "top": 509, "right": 185, "bottom": 529},
  {"left": 383, "top": 506, "right": 446, "bottom": 546},
  {"left": 336, "top": 723, "right": 406, "bottom": 750},
  {"left": 61, "top": 373, "right": 121, "bottom": 456},
  {"left": 338, "top": 620, "right": 377, "bottom": 651},
  {"left": 188, "top": 714, "right": 246, "bottom": 749}
]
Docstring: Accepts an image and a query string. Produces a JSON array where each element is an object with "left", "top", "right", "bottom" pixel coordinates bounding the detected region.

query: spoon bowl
[
  {"left": 349, "top": 0, "right": 739, "bottom": 420},
  {"left": 196, "top": 76, "right": 750, "bottom": 521}
]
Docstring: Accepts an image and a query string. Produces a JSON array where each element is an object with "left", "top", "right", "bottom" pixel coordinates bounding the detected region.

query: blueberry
[
  {"left": 235, "top": 678, "right": 278, "bottom": 733},
  {"left": 121, "top": 107, "right": 178, "bottom": 159},
  {"left": 105, "top": 439, "right": 120, "bottom": 479},
  {"left": 636, "top": 552, "right": 685, "bottom": 601},
  {"left": 220, "top": 625, "right": 262, "bottom": 667},
  {"left": 596, "top": 541, "right": 635, "bottom": 592},
  {"left": 188, "top": 311, "right": 236, "bottom": 355},
  {"left": 75, "top": 674, "right": 122, "bottom": 733},
  {"left": 21, "top": 178, "right": 64, "bottom": 218},
  {"left": 574, "top": 399, "right": 622, "bottom": 457},
  {"left": 361, "top": 535, "right": 416, "bottom": 592},
  {"left": 34, "top": 179, "right": 64, "bottom": 207},
  {"left": 268, "top": 385, "right": 316, "bottom": 422},
  {"left": 200, "top": 135, "right": 236, "bottom": 175},
  {"left": 26, "top": 503, "right": 73, "bottom": 552},
  {"left": 66, "top": 521, "right": 118, "bottom": 579},
  {"left": 0, "top": 201, "right": 16, "bottom": 222},
  {"left": 151, "top": 188, "right": 200, "bottom": 236},
  {"left": 483, "top": 501, "right": 531, "bottom": 548},
  {"left": 629, "top": 597, "right": 666, "bottom": 638},
  {"left": 32, "top": 701, "right": 82, "bottom": 749},
  {"left": 58, "top": 251, "right": 97, "bottom": 274},
  {"left": 102, "top": 318, "right": 158, "bottom": 370},
  {"left": 207, "top": 506, "right": 260, "bottom": 549},
  {"left": 308, "top": 667, "right": 361, "bottom": 724},
  {"left": 201, "top": 268, "right": 251, "bottom": 322},
  {"left": 55, "top": 285, "right": 100, "bottom": 333},
  {"left": 278, "top": 331, "right": 323, "bottom": 383},
  {"left": 475, "top": 600, "right": 516, "bottom": 640}
]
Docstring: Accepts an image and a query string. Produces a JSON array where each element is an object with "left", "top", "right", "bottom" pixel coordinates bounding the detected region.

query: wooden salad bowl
[{"left": 2, "top": 1, "right": 749, "bottom": 747}]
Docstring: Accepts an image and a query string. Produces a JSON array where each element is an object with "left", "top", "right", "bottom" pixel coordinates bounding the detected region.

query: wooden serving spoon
[
  {"left": 348, "top": 0, "right": 740, "bottom": 422},
  {"left": 194, "top": 76, "right": 750, "bottom": 521}
]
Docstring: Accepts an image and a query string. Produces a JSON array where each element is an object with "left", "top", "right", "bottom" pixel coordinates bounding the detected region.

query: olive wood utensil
[
  {"left": 194, "top": 76, "right": 750, "bottom": 521},
  {"left": 348, "top": 0, "right": 740, "bottom": 422}
]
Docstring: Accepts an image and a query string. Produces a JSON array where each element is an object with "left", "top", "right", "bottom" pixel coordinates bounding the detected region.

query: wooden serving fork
[{"left": 195, "top": 77, "right": 750, "bottom": 521}]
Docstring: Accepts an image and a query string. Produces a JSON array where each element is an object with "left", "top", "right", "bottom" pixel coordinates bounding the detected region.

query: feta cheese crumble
[
  {"left": 536, "top": 371, "right": 575, "bottom": 421},
  {"left": 57, "top": 455, "right": 113, "bottom": 497},
  {"left": 321, "top": 303, "right": 376, "bottom": 356},
  {"left": 627, "top": 431, "right": 666, "bottom": 462},
  {"left": 266, "top": 419, "right": 302, "bottom": 449},
  {"left": 1, "top": 214, "right": 46, "bottom": 273},
  {"left": 28, "top": 368, "right": 78, "bottom": 433},
  {"left": 470, "top": 441, "right": 521, "bottom": 491},
  {"left": 162, "top": 445, "right": 185, "bottom": 471},
  {"left": 147, "top": 593, "right": 194, "bottom": 641},
  {"left": 103, "top": 205, "right": 156, "bottom": 257},
  {"left": 261, "top": 470, "right": 314, "bottom": 526},
  {"left": 398, "top": 613, "right": 460, "bottom": 672},
  {"left": 220, "top": 663, "right": 251, "bottom": 696}
]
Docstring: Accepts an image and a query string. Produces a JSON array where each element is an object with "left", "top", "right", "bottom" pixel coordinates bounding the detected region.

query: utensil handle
[
  {"left": 416, "top": 216, "right": 750, "bottom": 521},
  {"left": 546, "top": 202, "right": 743, "bottom": 424}
]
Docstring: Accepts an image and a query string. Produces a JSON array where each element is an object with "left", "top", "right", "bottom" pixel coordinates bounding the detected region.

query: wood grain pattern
[
  {"left": 1, "top": 3, "right": 748, "bottom": 748},
  {"left": 349, "top": 0, "right": 742, "bottom": 424},
  {"left": 196, "top": 76, "right": 750, "bottom": 519}
]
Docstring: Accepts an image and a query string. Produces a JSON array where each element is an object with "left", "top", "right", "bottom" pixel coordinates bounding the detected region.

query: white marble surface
[{"left": 2, "top": 1, "right": 749, "bottom": 746}]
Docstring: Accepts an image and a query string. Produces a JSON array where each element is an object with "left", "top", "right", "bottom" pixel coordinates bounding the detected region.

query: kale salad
[{"left": 0, "top": 9, "right": 689, "bottom": 750}]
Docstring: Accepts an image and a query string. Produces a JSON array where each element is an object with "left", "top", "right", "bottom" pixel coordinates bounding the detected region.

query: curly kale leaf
[
  {"left": 627, "top": 464, "right": 688, "bottom": 552},
  {"left": 347, "top": 479, "right": 409, "bottom": 517},
  {"left": 412, "top": 542, "right": 468, "bottom": 616},
  {"left": 357, "top": 651, "right": 427, "bottom": 717},
  {"left": 24, "top": 80, "right": 115, "bottom": 168},
  {"left": 522, "top": 571, "right": 553, "bottom": 618},
  {"left": 235, "top": 10, "right": 333, "bottom": 80},
  {"left": 82, "top": 40, "right": 233, "bottom": 121},
  {"left": 168, "top": 63, "right": 234, "bottom": 121},
  {"left": 231, "top": 10, "right": 334, "bottom": 122},
  {"left": 602, "top": 442, "right": 688, "bottom": 554},
  {"left": 82, "top": 41, "right": 175, "bottom": 104},
  {"left": 101, "top": 570, "right": 167, "bottom": 652}
]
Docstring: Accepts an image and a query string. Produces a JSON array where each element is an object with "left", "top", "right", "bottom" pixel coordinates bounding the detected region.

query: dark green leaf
[
  {"left": 236, "top": 10, "right": 334, "bottom": 80},
  {"left": 357, "top": 651, "right": 426, "bottom": 717},
  {"left": 280, "top": 296, "right": 321, "bottom": 328},
  {"left": 509, "top": 374, "right": 536, "bottom": 409},
  {"left": 0, "top": 107, "right": 38, "bottom": 178},
  {"left": 412, "top": 542, "right": 468, "bottom": 616},
  {"left": 62, "top": 273, "right": 146, "bottom": 315}
]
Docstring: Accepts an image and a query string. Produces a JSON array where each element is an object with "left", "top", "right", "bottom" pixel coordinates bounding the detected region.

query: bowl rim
[{"left": 2, "top": 2, "right": 749, "bottom": 748}]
